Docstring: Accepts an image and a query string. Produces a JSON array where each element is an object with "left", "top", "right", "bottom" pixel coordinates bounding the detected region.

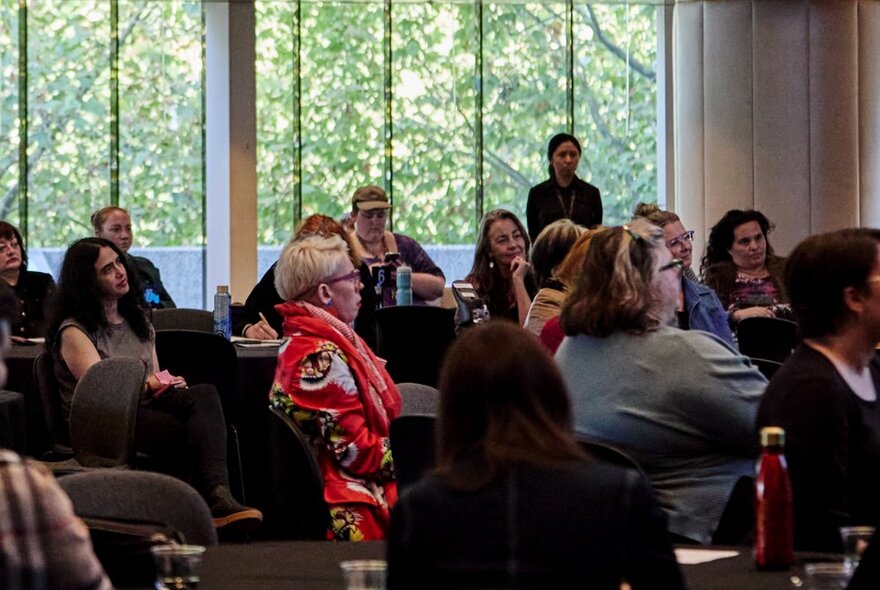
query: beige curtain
[{"left": 673, "top": 0, "right": 880, "bottom": 263}]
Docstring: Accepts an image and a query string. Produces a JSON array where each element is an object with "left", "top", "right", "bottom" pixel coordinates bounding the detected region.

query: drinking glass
[{"left": 151, "top": 544, "right": 206, "bottom": 589}]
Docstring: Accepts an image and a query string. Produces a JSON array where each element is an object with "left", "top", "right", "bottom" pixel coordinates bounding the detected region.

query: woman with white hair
[{"left": 270, "top": 234, "right": 402, "bottom": 541}]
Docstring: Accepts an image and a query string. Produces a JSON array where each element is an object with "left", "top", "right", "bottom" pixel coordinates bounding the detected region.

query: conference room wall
[{"left": 673, "top": 0, "right": 880, "bottom": 267}]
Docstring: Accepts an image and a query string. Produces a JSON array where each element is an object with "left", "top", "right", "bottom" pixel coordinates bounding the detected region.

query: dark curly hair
[
  {"left": 465, "top": 209, "right": 533, "bottom": 317},
  {"left": 46, "top": 238, "right": 150, "bottom": 352},
  {"left": 0, "top": 221, "right": 27, "bottom": 270},
  {"left": 700, "top": 209, "right": 775, "bottom": 276}
]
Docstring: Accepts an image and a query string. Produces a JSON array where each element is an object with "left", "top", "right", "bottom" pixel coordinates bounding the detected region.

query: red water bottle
[{"left": 754, "top": 426, "right": 793, "bottom": 569}]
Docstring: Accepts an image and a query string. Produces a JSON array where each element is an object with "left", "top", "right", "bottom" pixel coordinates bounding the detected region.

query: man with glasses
[
  {"left": 348, "top": 186, "right": 445, "bottom": 306},
  {"left": 633, "top": 203, "right": 734, "bottom": 347}
]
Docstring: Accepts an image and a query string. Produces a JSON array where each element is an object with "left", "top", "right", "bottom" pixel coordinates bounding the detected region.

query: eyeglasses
[
  {"left": 665, "top": 230, "right": 694, "bottom": 250},
  {"left": 324, "top": 269, "right": 361, "bottom": 286},
  {"left": 659, "top": 258, "right": 684, "bottom": 275}
]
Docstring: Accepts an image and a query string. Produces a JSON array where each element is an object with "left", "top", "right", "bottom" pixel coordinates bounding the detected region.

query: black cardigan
[{"left": 526, "top": 175, "right": 602, "bottom": 242}]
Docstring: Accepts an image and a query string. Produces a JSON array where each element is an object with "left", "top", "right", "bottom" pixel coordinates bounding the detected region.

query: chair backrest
[
  {"left": 151, "top": 308, "right": 214, "bottom": 333},
  {"left": 398, "top": 382, "right": 439, "bottom": 416},
  {"left": 736, "top": 317, "right": 799, "bottom": 363},
  {"left": 390, "top": 415, "right": 437, "bottom": 492},
  {"left": 155, "top": 330, "right": 240, "bottom": 419},
  {"left": 374, "top": 306, "right": 456, "bottom": 387},
  {"left": 70, "top": 357, "right": 146, "bottom": 468},
  {"left": 266, "top": 406, "right": 328, "bottom": 539},
  {"left": 57, "top": 470, "right": 218, "bottom": 546},
  {"left": 33, "top": 351, "right": 72, "bottom": 453},
  {"left": 576, "top": 436, "right": 646, "bottom": 477},
  {"left": 749, "top": 357, "right": 783, "bottom": 381}
]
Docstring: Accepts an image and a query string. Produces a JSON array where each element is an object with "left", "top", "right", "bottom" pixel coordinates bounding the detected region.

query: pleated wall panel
[
  {"left": 861, "top": 3, "right": 880, "bottom": 228},
  {"left": 673, "top": 0, "right": 880, "bottom": 257}
]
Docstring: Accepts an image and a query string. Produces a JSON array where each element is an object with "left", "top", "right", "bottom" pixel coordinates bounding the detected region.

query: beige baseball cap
[{"left": 352, "top": 185, "right": 391, "bottom": 212}]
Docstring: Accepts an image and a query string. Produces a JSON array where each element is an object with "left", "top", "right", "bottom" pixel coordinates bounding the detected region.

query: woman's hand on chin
[{"left": 510, "top": 256, "right": 530, "bottom": 283}]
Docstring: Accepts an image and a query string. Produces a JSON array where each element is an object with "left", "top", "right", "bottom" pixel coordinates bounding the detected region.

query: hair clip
[{"left": 621, "top": 224, "right": 644, "bottom": 242}]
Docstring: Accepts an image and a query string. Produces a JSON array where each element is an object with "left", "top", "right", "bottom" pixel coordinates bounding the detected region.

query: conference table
[{"left": 194, "top": 540, "right": 829, "bottom": 589}]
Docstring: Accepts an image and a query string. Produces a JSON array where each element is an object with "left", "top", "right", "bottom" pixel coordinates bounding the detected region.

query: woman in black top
[
  {"left": 526, "top": 133, "right": 602, "bottom": 242},
  {"left": 0, "top": 221, "right": 55, "bottom": 340}
]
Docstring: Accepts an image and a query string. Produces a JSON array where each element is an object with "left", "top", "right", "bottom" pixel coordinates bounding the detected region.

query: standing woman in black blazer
[{"left": 526, "top": 133, "right": 602, "bottom": 242}]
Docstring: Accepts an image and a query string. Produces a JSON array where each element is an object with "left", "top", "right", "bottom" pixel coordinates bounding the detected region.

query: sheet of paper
[{"left": 675, "top": 548, "right": 740, "bottom": 565}]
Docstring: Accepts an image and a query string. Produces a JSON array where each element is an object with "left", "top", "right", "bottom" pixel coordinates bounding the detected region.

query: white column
[{"left": 205, "top": 1, "right": 257, "bottom": 306}]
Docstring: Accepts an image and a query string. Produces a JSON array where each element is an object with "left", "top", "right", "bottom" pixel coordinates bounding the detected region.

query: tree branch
[{"left": 582, "top": 5, "right": 655, "bottom": 82}]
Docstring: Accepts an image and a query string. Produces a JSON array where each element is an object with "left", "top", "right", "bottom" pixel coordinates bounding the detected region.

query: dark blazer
[
  {"left": 387, "top": 459, "right": 684, "bottom": 589},
  {"left": 127, "top": 254, "right": 175, "bottom": 309},
  {"left": 526, "top": 175, "right": 602, "bottom": 242},
  {"left": 9, "top": 270, "right": 55, "bottom": 338}
]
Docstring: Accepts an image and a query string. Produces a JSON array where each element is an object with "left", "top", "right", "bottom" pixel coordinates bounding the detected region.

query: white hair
[{"left": 274, "top": 234, "right": 351, "bottom": 301}]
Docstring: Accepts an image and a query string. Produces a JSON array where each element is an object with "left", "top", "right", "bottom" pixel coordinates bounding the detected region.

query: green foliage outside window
[{"left": 256, "top": 0, "right": 659, "bottom": 246}]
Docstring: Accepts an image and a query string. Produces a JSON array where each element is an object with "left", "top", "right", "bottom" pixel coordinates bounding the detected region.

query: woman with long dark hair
[
  {"left": 464, "top": 209, "right": 536, "bottom": 326},
  {"left": 526, "top": 133, "right": 602, "bottom": 242},
  {"left": 46, "top": 238, "right": 261, "bottom": 530}
]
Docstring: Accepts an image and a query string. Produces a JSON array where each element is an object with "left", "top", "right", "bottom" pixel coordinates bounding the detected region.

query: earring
[
  {"left": 325, "top": 298, "right": 333, "bottom": 308},
  {"left": 489, "top": 259, "right": 494, "bottom": 269}
]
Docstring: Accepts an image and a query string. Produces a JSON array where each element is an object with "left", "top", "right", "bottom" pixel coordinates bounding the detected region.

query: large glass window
[
  {"left": 256, "top": 0, "right": 660, "bottom": 255},
  {"left": 0, "top": 0, "right": 18, "bottom": 228}
]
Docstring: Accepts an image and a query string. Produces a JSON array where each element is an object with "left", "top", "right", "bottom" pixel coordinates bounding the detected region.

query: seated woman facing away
[
  {"left": 758, "top": 229, "right": 880, "bottom": 552},
  {"left": 464, "top": 209, "right": 536, "bottom": 326},
  {"left": 387, "top": 322, "right": 684, "bottom": 589},
  {"left": 45, "top": 238, "right": 261, "bottom": 530},
  {"left": 701, "top": 209, "right": 790, "bottom": 324},
  {"left": 270, "top": 234, "right": 401, "bottom": 541},
  {"left": 0, "top": 221, "right": 55, "bottom": 340},
  {"left": 556, "top": 220, "right": 767, "bottom": 545},
  {"left": 522, "top": 219, "right": 584, "bottom": 336}
]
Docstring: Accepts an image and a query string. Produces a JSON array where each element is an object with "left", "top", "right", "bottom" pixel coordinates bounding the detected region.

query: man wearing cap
[{"left": 349, "top": 185, "right": 445, "bottom": 305}]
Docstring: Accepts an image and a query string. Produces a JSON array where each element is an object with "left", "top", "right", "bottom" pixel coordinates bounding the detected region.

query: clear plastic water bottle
[
  {"left": 396, "top": 264, "right": 412, "bottom": 306},
  {"left": 213, "top": 285, "right": 231, "bottom": 340}
]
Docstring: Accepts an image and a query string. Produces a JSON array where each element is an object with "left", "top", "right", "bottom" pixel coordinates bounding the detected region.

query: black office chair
[
  {"left": 151, "top": 307, "right": 214, "bottom": 332},
  {"left": 374, "top": 306, "right": 456, "bottom": 387},
  {"left": 154, "top": 329, "right": 246, "bottom": 502},
  {"left": 576, "top": 435, "right": 646, "bottom": 477},
  {"left": 749, "top": 357, "right": 783, "bottom": 381},
  {"left": 390, "top": 415, "right": 437, "bottom": 492},
  {"left": 266, "top": 406, "right": 328, "bottom": 540},
  {"left": 736, "top": 317, "right": 798, "bottom": 363}
]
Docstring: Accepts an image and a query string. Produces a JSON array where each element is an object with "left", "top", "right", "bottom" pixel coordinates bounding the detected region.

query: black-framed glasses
[
  {"left": 665, "top": 230, "right": 694, "bottom": 250},
  {"left": 659, "top": 258, "right": 684, "bottom": 275}
]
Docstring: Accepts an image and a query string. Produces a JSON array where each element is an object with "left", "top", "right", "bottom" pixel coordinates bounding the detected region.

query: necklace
[{"left": 555, "top": 186, "right": 576, "bottom": 220}]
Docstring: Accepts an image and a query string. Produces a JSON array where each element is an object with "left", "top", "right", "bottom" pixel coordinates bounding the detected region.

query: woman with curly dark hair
[
  {"left": 46, "top": 237, "right": 261, "bottom": 531},
  {"left": 701, "top": 209, "right": 790, "bottom": 324},
  {"left": 464, "top": 209, "right": 536, "bottom": 326},
  {"left": 0, "top": 221, "right": 55, "bottom": 339}
]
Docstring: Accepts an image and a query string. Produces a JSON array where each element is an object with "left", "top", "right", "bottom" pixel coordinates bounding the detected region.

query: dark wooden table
[{"left": 194, "top": 541, "right": 829, "bottom": 589}]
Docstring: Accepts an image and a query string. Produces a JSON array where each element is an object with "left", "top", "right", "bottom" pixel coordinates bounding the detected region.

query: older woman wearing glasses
[
  {"left": 270, "top": 234, "right": 402, "bottom": 541},
  {"left": 633, "top": 203, "right": 733, "bottom": 347},
  {"left": 555, "top": 219, "right": 767, "bottom": 546}
]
